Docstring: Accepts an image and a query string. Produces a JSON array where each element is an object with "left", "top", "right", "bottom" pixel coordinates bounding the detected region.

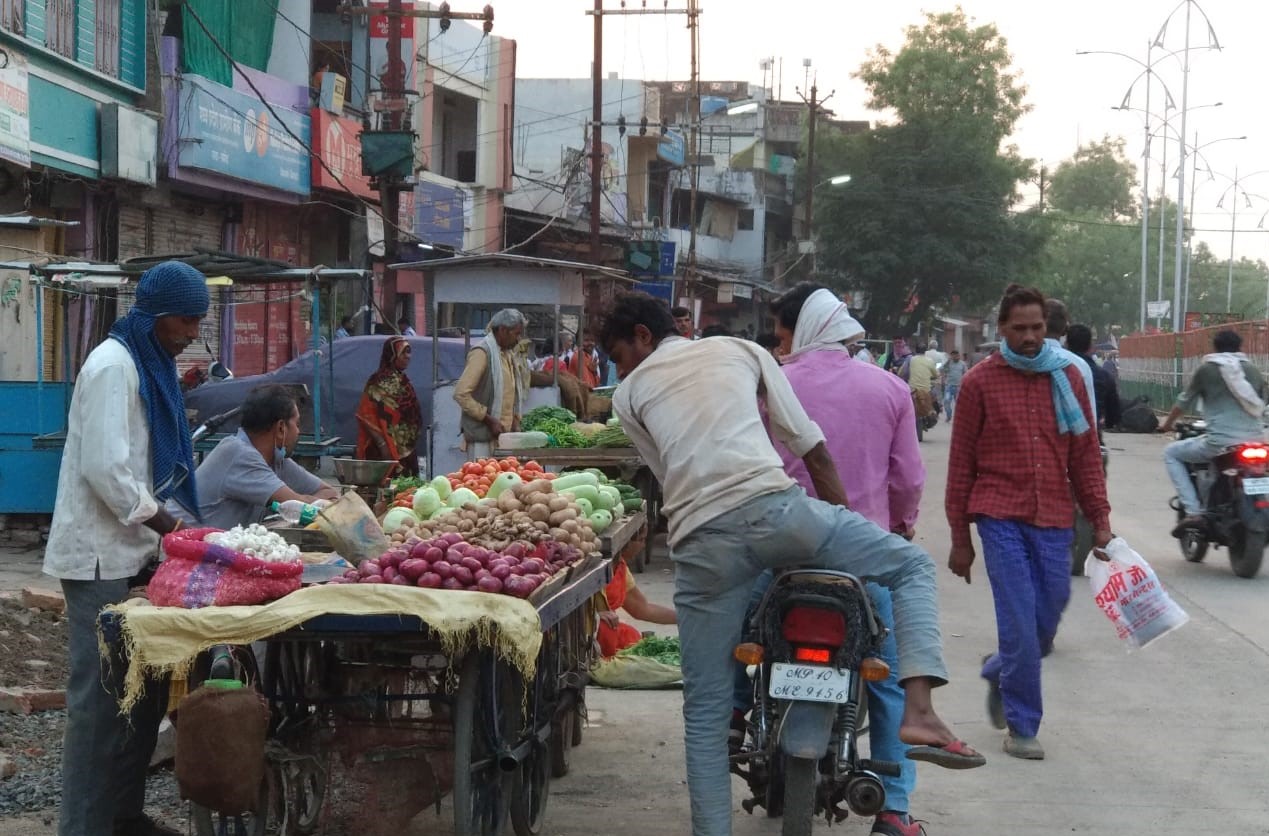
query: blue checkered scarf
[
  {"left": 999, "top": 340, "right": 1091, "bottom": 436},
  {"left": 108, "top": 261, "right": 209, "bottom": 518}
]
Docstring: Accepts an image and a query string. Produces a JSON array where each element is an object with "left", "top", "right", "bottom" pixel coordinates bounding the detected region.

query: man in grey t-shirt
[
  {"left": 189, "top": 386, "right": 338, "bottom": 529},
  {"left": 1160, "top": 329, "right": 1267, "bottom": 531}
]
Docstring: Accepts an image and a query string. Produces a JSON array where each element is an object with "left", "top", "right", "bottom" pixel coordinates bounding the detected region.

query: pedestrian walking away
[
  {"left": 945, "top": 284, "right": 1113, "bottom": 762},
  {"left": 43, "top": 260, "right": 211, "bottom": 836},
  {"left": 601, "top": 291, "right": 984, "bottom": 836}
]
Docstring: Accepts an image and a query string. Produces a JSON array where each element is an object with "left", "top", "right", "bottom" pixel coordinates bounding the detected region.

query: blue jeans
[
  {"left": 60, "top": 577, "right": 169, "bottom": 836},
  {"left": 732, "top": 575, "right": 914, "bottom": 814},
  {"left": 1163, "top": 436, "right": 1220, "bottom": 515},
  {"left": 943, "top": 384, "right": 960, "bottom": 420},
  {"left": 976, "top": 518, "right": 1073, "bottom": 739},
  {"left": 673, "top": 487, "right": 945, "bottom": 836}
]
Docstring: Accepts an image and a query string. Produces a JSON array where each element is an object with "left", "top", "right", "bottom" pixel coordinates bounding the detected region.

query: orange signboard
[{"left": 310, "top": 109, "right": 377, "bottom": 200}]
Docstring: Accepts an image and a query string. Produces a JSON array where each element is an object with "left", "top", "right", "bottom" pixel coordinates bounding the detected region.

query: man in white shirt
[
  {"left": 601, "top": 293, "right": 984, "bottom": 836},
  {"left": 44, "top": 261, "right": 209, "bottom": 836}
]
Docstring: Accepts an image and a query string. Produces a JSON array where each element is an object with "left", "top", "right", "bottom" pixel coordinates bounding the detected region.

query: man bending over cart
[{"left": 599, "top": 292, "right": 984, "bottom": 836}]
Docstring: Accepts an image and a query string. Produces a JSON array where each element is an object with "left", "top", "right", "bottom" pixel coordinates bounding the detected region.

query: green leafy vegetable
[
  {"left": 388, "top": 476, "right": 426, "bottom": 494},
  {"left": 522, "top": 406, "right": 578, "bottom": 433},
  {"left": 619, "top": 635, "right": 681, "bottom": 666},
  {"left": 591, "top": 427, "right": 633, "bottom": 447}
]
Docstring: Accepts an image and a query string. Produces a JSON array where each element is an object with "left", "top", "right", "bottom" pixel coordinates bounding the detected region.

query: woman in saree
[{"left": 355, "top": 336, "right": 423, "bottom": 476}]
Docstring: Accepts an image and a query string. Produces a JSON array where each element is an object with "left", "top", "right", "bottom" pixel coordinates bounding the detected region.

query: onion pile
[{"left": 326, "top": 532, "right": 585, "bottom": 598}]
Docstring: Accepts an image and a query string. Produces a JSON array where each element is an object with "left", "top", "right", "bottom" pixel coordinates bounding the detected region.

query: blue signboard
[
  {"left": 178, "top": 75, "right": 311, "bottom": 195},
  {"left": 634, "top": 280, "right": 674, "bottom": 302},
  {"left": 415, "top": 180, "right": 466, "bottom": 249},
  {"left": 626, "top": 240, "right": 676, "bottom": 277},
  {"left": 657, "top": 130, "right": 686, "bottom": 167}
]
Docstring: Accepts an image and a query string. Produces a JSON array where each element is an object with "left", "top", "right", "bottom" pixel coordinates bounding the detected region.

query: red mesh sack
[{"left": 147, "top": 528, "right": 303, "bottom": 609}]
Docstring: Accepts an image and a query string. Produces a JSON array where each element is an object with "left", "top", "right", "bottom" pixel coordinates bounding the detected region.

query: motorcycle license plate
[
  {"left": 1244, "top": 477, "right": 1269, "bottom": 495},
  {"left": 768, "top": 663, "right": 852, "bottom": 703}
]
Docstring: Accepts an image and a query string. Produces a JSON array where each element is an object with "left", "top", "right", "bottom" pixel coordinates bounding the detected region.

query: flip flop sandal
[{"left": 905, "top": 739, "right": 987, "bottom": 770}]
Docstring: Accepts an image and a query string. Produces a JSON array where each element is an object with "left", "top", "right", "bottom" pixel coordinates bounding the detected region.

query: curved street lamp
[{"left": 1211, "top": 168, "right": 1269, "bottom": 310}]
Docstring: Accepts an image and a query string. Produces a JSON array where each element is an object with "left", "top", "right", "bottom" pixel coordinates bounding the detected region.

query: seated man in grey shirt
[{"left": 189, "top": 385, "right": 339, "bottom": 529}]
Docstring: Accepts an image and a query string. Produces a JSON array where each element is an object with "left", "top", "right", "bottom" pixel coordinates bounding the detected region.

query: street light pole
[{"left": 1171, "top": 0, "right": 1192, "bottom": 333}]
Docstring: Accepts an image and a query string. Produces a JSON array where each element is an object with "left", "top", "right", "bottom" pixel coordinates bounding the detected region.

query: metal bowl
[{"left": 333, "top": 457, "right": 398, "bottom": 486}]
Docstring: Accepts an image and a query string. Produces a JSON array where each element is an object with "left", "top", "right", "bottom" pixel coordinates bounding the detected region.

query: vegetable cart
[
  {"left": 493, "top": 447, "right": 661, "bottom": 572},
  {"left": 101, "top": 557, "right": 610, "bottom": 836}
]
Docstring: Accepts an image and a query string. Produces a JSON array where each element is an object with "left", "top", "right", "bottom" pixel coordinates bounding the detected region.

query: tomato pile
[{"left": 445, "top": 457, "right": 553, "bottom": 499}]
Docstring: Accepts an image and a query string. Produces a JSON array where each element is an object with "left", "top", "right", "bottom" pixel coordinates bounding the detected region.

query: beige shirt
[
  {"left": 454, "top": 346, "right": 517, "bottom": 427},
  {"left": 612, "top": 336, "right": 826, "bottom": 546},
  {"left": 44, "top": 339, "right": 162, "bottom": 581}
]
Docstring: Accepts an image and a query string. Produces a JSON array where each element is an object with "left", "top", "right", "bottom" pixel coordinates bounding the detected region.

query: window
[
  {"left": 96, "top": 0, "right": 121, "bottom": 77},
  {"left": 0, "top": 0, "right": 23, "bottom": 35},
  {"left": 432, "top": 90, "right": 479, "bottom": 183},
  {"left": 46, "top": 0, "right": 76, "bottom": 59},
  {"left": 738, "top": 209, "right": 755, "bottom": 231}
]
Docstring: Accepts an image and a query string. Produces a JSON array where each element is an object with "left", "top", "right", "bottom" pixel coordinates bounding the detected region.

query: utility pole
[
  {"left": 686, "top": 0, "right": 700, "bottom": 301},
  {"left": 585, "top": 2, "right": 695, "bottom": 277},
  {"left": 590, "top": 0, "right": 603, "bottom": 265},
  {"left": 798, "top": 78, "right": 832, "bottom": 277}
]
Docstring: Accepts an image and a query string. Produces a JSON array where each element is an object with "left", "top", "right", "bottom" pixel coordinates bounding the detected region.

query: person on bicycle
[
  {"left": 1159, "top": 329, "right": 1268, "bottom": 535},
  {"left": 601, "top": 291, "right": 984, "bottom": 836}
]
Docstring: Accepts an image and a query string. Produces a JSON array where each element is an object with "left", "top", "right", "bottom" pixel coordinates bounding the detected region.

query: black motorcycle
[
  {"left": 1172, "top": 419, "right": 1269, "bottom": 579},
  {"left": 731, "top": 569, "right": 898, "bottom": 836}
]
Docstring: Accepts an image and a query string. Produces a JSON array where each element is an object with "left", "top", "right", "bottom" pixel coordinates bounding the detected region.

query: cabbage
[
  {"left": 430, "top": 475, "right": 452, "bottom": 500},
  {"left": 487, "top": 471, "right": 522, "bottom": 499},
  {"left": 382, "top": 507, "right": 419, "bottom": 534},
  {"left": 447, "top": 487, "right": 480, "bottom": 508},
  {"left": 412, "top": 486, "right": 442, "bottom": 517}
]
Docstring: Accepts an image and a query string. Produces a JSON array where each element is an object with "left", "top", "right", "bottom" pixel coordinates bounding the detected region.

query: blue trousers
[
  {"left": 732, "top": 574, "right": 914, "bottom": 815},
  {"left": 977, "top": 518, "right": 1074, "bottom": 739}
]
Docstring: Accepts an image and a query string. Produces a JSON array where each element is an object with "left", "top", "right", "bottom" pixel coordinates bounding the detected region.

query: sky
[{"left": 494, "top": 0, "right": 1269, "bottom": 263}]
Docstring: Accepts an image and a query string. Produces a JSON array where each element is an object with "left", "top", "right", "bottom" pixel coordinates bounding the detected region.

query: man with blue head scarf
[{"left": 44, "top": 260, "right": 208, "bottom": 836}]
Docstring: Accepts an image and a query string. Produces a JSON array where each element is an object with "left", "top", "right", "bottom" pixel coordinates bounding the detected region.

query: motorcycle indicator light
[
  {"left": 734, "top": 643, "right": 765, "bottom": 666},
  {"left": 859, "top": 657, "right": 891, "bottom": 682},
  {"left": 1239, "top": 446, "right": 1269, "bottom": 461},
  {"left": 794, "top": 647, "right": 832, "bottom": 664}
]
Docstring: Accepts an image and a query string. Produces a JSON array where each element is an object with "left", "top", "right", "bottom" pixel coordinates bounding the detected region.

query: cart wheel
[
  {"left": 510, "top": 738, "right": 551, "bottom": 836},
  {"left": 549, "top": 703, "right": 573, "bottom": 779},
  {"left": 571, "top": 692, "right": 584, "bottom": 746},
  {"left": 453, "top": 652, "right": 516, "bottom": 836}
]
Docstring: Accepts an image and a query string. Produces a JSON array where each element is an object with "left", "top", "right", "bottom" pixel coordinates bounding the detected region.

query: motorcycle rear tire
[
  {"left": 780, "top": 756, "right": 817, "bottom": 836},
  {"left": 1229, "top": 527, "right": 1266, "bottom": 579}
]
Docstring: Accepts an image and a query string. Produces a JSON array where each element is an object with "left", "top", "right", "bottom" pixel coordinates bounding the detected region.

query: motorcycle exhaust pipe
[{"left": 844, "top": 771, "right": 886, "bottom": 818}]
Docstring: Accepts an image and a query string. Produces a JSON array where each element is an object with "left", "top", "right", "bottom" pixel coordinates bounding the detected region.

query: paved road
[
  {"left": 526, "top": 424, "right": 1269, "bottom": 835},
  {"left": 5, "top": 425, "right": 1269, "bottom": 834}
]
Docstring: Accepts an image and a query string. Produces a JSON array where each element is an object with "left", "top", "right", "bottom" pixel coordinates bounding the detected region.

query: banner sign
[{"left": 178, "top": 75, "right": 310, "bottom": 194}]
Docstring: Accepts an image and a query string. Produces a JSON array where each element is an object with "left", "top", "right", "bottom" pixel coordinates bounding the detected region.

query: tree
[
  {"left": 1047, "top": 137, "right": 1138, "bottom": 220},
  {"left": 812, "top": 8, "right": 1044, "bottom": 334}
]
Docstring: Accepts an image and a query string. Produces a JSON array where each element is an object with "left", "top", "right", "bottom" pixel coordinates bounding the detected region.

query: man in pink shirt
[{"left": 735, "top": 283, "right": 929, "bottom": 836}]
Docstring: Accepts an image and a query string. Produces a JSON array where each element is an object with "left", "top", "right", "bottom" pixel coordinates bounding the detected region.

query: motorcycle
[
  {"left": 1171, "top": 419, "right": 1269, "bottom": 579},
  {"left": 731, "top": 569, "right": 899, "bottom": 836}
]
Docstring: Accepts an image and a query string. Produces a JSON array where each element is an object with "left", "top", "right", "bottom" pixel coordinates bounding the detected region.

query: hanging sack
[{"left": 1086, "top": 537, "right": 1188, "bottom": 650}]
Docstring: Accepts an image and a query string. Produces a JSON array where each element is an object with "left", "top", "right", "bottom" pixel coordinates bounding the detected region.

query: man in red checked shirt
[{"left": 945, "top": 284, "right": 1113, "bottom": 762}]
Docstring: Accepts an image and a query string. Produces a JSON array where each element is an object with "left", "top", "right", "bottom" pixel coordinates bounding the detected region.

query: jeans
[
  {"left": 1163, "top": 436, "right": 1220, "bottom": 515},
  {"left": 60, "top": 577, "right": 168, "bottom": 836},
  {"left": 943, "top": 384, "right": 960, "bottom": 420},
  {"left": 976, "top": 518, "right": 1073, "bottom": 739},
  {"left": 673, "top": 487, "right": 945, "bottom": 836},
  {"left": 732, "top": 576, "right": 914, "bottom": 814}
]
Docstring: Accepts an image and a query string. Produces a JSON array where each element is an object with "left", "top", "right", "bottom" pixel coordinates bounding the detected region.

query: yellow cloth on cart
[{"left": 104, "top": 584, "right": 543, "bottom": 713}]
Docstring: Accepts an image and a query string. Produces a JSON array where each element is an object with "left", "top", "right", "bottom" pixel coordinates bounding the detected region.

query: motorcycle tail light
[
  {"left": 794, "top": 647, "right": 832, "bottom": 664},
  {"left": 782, "top": 606, "right": 846, "bottom": 647},
  {"left": 734, "top": 643, "right": 765, "bottom": 666},
  {"left": 1239, "top": 445, "right": 1269, "bottom": 461}
]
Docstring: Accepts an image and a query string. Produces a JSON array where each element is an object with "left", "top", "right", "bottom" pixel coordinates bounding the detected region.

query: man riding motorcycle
[{"left": 1159, "top": 329, "right": 1268, "bottom": 537}]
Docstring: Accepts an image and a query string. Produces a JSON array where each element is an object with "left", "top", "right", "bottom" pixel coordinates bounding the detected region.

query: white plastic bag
[{"left": 1086, "top": 537, "right": 1189, "bottom": 650}]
